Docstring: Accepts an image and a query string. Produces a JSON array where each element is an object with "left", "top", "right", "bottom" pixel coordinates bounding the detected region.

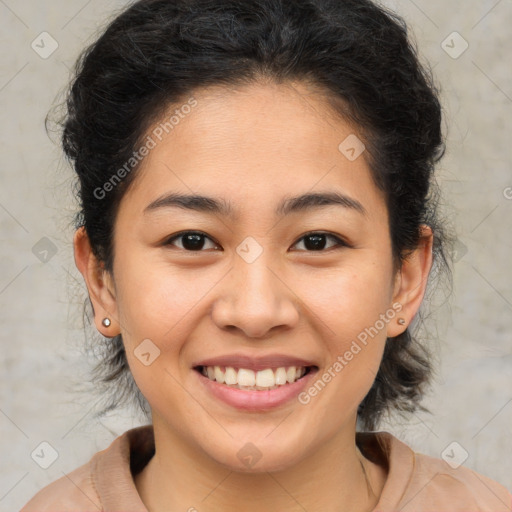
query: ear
[
  {"left": 387, "top": 225, "right": 434, "bottom": 338},
  {"left": 73, "top": 226, "right": 120, "bottom": 336}
]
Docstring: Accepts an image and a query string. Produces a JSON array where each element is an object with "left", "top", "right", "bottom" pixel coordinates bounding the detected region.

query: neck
[{"left": 134, "top": 420, "right": 386, "bottom": 512}]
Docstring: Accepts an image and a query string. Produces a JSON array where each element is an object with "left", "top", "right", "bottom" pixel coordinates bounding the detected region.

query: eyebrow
[{"left": 143, "top": 191, "right": 367, "bottom": 218}]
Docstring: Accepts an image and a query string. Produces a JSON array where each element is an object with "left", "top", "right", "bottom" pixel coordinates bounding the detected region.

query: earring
[
  {"left": 102, "top": 317, "right": 111, "bottom": 327},
  {"left": 397, "top": 317, "right": 406, "bottom": 326}
]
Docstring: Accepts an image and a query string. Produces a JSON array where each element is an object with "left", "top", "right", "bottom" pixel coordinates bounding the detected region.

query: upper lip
[{"left": 192, "top": 354, "right": 318, "bottom": 371}]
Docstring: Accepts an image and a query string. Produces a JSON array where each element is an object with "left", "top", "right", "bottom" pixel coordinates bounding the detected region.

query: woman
[{"left": 21, "top": 0, "right": 512, "bottom": 510}]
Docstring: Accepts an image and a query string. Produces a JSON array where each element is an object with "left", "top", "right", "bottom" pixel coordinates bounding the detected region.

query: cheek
[
  {"left": 296, "top": 258, "right": 392, "bottom": 394},
  {"left": 113, "top": 255, "right": 214, "bottom": 345},
  {"left": 298, "top": 256, "right": 394, "bottom": 328}
]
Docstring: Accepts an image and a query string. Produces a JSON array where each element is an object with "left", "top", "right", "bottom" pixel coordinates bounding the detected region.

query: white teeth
[
  {"left": 275, "top": 367, "right": 287, "bottom": 385},
  {"left": 256, "top": 368, "right": 275, "bottom": 387},
  {"left": 224, "top": 366, "right": 237, "bottom": 385},
  {"left": 237, "top": 368, "right": 256, "bottom": 387},
  {"left": 214, "top": 366, "right": 225, "bottom": 384},
  {"left": 201, "top": 365, "right": 309, "bottom": 390}
]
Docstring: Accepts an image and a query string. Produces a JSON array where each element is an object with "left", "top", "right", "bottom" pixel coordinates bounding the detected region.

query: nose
[{"left": 211, "top": 253, "right": 300, "bottom": 339}]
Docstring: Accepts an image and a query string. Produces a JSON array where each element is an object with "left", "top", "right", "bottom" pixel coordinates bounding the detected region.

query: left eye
[
  {"left": 164, "top": 231, "right": 346, "bottom": 252},
  {"left": 291, "top": 232, "right": 347, "bottom": 251}
]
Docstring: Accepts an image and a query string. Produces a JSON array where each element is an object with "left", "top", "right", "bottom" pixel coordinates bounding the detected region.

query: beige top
[{"left": 21, "top": 424, "right": 512, "bottom": 512}]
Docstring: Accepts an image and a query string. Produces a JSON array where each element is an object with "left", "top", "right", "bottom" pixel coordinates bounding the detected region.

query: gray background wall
[{"left": 1, "top": 0, "right": 511, "bottom": 510}]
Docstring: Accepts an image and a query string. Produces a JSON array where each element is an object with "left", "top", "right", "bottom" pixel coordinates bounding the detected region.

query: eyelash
[{"left": 164, "top": 231, "right": 349, "bottom": 252}]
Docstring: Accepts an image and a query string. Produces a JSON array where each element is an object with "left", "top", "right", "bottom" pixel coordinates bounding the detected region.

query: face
[{"left": 80, "top": 81, "right": 421, "bottom": 472}]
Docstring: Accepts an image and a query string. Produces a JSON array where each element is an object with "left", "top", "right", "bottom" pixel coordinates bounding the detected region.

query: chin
[{"left": 201, "top": 434, "right": 309, "bottom": 474}]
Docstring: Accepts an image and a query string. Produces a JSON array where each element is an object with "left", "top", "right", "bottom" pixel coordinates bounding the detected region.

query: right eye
[{"left": 164, "top": 231, "right": 221, "bottom": 251}]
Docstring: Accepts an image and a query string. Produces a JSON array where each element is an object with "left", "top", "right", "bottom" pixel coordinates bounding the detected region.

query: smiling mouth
[{"left": 194, "top": 365, "right": 316, "bottom": 391}]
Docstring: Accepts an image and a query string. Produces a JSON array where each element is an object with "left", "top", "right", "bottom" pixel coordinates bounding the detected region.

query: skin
[{"left": 74, "top": 80, "right": 433, "bottom": 512}]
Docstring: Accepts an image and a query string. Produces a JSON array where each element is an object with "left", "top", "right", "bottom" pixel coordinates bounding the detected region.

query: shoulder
[
  {"left": 363, "top": 432, "right": 512, "bottom": 512},
  {"left": 20, "top": 425, "right": 153, "bottom": 512},
  {"left": 20, "top": 459, "right": 100, "bottom": 512},
  {"left": 407, "top": 450, "right": 512, "bottom": 511}
]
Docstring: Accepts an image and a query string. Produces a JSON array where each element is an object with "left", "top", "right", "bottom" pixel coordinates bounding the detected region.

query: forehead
[
  {"left": 157, "top": 80, "right": 354, "bottom": 160},
  {"left": 120, "top": 80, "right": 386, "bottom": 221}
]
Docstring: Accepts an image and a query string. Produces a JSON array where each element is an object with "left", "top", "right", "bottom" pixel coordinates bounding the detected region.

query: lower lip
[{"left": 194, "top": 368, "right": 318, "bottom": 411}]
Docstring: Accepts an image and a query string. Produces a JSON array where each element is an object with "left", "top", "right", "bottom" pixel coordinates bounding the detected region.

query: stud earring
[
  {"left": 102, "top": 317, "right": 111, "bottom": 327},
  {"left": 397, "top": 317, "right": 406, "bottom": 326}
]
